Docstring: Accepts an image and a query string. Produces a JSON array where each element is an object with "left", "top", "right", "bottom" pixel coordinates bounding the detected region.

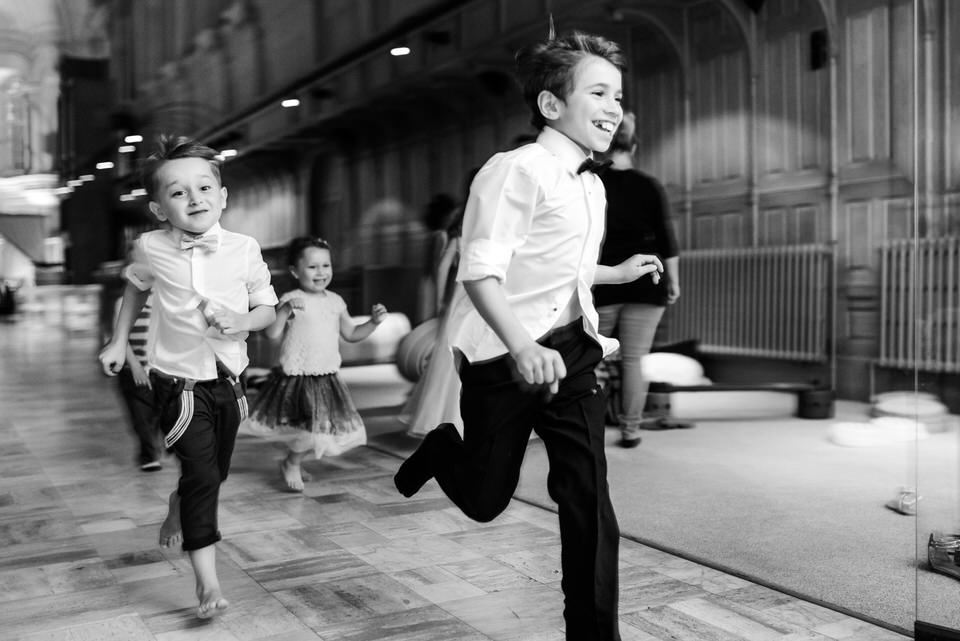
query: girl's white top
[{"left": 278, "top": 289, "right": 346, "bottom": 376}]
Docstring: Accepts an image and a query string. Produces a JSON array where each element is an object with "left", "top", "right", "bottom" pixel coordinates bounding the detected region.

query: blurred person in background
[{"left": 593, "top": 111, "right": 683, "bottom": 448}]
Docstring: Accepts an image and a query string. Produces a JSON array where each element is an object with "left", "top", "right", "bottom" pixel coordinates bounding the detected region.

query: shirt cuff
[
  {"left": 249, "top": 287, "right": 279, "bottom": 308},
  {"left": 460, "top": 238, "right": 512, "bottom": 282}
]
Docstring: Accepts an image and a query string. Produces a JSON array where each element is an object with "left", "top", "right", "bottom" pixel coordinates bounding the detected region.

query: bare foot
[
  {"left": 158, "top": 490, "right": 182, "bottom": 548},
  {"left": 197, "top": 588, "right": 229, "bottom": 619},
  {"left": 279, "top": 457, "right": 304, "bottom": 492}
]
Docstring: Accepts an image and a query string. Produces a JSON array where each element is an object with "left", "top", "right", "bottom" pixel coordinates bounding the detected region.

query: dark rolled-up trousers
[
  {"left": 152, "top": 368, "right": 246, "bottom": 552},
  {"left": 427, "top": 319, "right": 621, "bottom": 641}
]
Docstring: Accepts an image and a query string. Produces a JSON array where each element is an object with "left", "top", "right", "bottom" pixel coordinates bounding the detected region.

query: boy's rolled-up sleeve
[
  {"left": 458, "top": 156, "right": 539, "bottom": 283},
  {"left": 123, "top": 237, "right": 154, "bottom": 291},
  {"left": 245, "top": 239, "right": 279, "bottom": 308}
]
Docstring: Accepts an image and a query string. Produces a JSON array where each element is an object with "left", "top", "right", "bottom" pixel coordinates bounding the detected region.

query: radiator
[
  {"left": 660, "top": 244, "right": 832, "bottom": 361},
  {"left": 879, "top": 238, "right": 960, "bottom": 373}
]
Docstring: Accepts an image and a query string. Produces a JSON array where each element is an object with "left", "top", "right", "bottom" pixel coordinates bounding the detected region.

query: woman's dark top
[{"left": 593, "top": 168, "right": 679, "bottom": 307}]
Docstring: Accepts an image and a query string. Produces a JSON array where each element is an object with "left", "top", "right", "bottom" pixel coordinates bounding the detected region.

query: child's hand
[
  {"left": 209, "top": 306, "right": 247, "bottom": 335},
  {"left": 130, "top": 362, "right": 152, "bottom": 388},
  {"left": 98, "top": 341, "right": 126, "bottom": 376},
  {"left": 284, "top": 297, "right": 305, "bottom": 313},
  {"left": 370, "top": 303, "right": 388, "bottom": 324},
  {"left": 619, "top": 254, "right": 663, "bottom": 284},
  {"left": 511, "top": 343, "right": 567, "bottom": 396}
]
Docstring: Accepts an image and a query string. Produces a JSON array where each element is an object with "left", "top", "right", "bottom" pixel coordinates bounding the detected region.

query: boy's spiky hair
[
  {"left": 515, "top": 31, "right": 626, "bottom": 131},
  {"left": 139, "top": 134, "right": 222, "bottom": 199}
]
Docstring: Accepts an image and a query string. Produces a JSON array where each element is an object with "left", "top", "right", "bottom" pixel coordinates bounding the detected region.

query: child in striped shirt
[{"left": 114, "top": 292, "right": 163, "bottom": 471}]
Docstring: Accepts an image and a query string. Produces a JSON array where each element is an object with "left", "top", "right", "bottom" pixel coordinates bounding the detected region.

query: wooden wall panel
[
  {"left": 223, "top": 174, "right": 303, "bottom": 251},
  {"left": 759, "top": 29, "right": 829, "bottom": 176},
  {"left": 889, "top": 0, "right": 914, "bottom": 180},
  {"left": 691, "top": 51, "right": 748, "bottom": 186},
  {"left": 634, "top": 69, "right": 684, "bottom": 190},
  {"left": 844, "top": 200, "right": 874, "bottom": 267},
  {"left": 841, "top": 196, "right": 911, "bottom": 269},
  {"left": 759, "top": 203, "right": 822, "bottom": 245},
  {"left": 843, "top": 5, "right": 890, "bottom": 164},
  {"left": 693, "top": 208, "right": 750, "bottom": 249},
  {"left": 946, "top": 3, "right": 960, "bottom": 191}
]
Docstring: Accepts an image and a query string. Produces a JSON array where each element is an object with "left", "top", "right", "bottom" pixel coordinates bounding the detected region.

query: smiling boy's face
[
  {"left": 148, "top": 157, "right": 227, "bottom": 236},
  {"left": 544, "top": 55, "right": 623, "bottom": 154}
]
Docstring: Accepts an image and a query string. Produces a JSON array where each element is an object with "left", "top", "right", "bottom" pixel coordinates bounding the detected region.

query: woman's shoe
[
  {"left": 928, "top": 532, "right": 960, "bottom": 580},
  {"left": 884, "top": 486, "right": 920, "bottom": 515}
]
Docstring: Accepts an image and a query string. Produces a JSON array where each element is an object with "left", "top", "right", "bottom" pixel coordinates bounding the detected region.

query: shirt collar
[
  {"left": 537, "top": 126, "right": 593, "bottom": 176},
  {"left": 171, "top": 222, "right": 223, "bottom": 245}
]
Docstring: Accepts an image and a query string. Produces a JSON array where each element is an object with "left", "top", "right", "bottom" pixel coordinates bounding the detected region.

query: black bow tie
[{"left": 577, "top": 157, "right": 612, "bottom": 175}]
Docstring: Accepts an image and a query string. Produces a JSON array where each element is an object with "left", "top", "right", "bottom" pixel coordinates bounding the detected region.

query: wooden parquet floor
[{"left": 0, "top": 318, "right": 909, "bottom": 640}]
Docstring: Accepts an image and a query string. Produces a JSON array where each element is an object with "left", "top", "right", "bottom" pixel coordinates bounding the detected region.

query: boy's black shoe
[{"left": 394, "top": 423, "right": 453, "bottom": 497}]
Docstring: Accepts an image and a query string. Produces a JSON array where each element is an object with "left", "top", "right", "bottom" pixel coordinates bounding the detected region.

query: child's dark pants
[
  {"left": 152, "top": 369, "right": 245, "bottom": 552},
  {"left": 117, "top": 366, "right": 161, "bottom": 465},
  {"left": 425, "top": 320, "right": 621, "bottom": 641}
]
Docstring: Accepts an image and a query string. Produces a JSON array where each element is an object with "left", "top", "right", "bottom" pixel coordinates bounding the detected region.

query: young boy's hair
[
  {"left": 140, "top": 134, "right": 222, "bottom": 199},
  {"left": 515, "top": 31, "right": 627, "bottom": 130},
  {"left": 609, "top": 111, "right": 637, "bottom": 154},
  {"left": 286, "top": 236, "right": 331, "bottom": 267}
]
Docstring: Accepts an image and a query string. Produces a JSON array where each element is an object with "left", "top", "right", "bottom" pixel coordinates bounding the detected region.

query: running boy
[
  {"left": 394, "top": 30, "right": 661, "bottom": 641},
  {"left": 99, "top": 135, "right": 278, "bottom": 620}
]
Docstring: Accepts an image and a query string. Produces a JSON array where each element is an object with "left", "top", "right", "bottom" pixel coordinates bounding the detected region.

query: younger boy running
[{"left": 99, "top": 135, "right": 278, "bottom": 619}]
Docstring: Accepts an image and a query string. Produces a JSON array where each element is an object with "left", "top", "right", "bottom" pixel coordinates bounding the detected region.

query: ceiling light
[
  {"left": 66, "top": 179, "right": 83, "bottom": 188},
  {"left": 131, "top": 188, "right": 147, "bottom": 197},
  {"left": 96, "top": 161, "right": 114, "bottom": 170},
  {"left": 79, "top": 174, "right": 94, "bottom": 182},
  {"left": 124, "top": 134, "right": 143, "bottom": 143},
  {"left": 219, "top": 149, "right": 238, "bottom": 158},
  {"left": 118, "top": 145, "right": 136, "bottom": 153},
  {"left": 390, "top": 46, "right": 411, "bottom": 56},
  {"left": 281, "top": 98, "right": 300, "bottom": 108}
]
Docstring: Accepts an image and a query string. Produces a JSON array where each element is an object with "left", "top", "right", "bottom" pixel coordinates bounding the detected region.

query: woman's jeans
[{"left": 596, "top": 303, "right": 665, "bottom": 429}]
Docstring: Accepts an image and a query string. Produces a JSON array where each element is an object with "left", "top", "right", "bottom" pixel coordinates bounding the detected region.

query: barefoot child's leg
[
  {"left": 279, "top": 450, "right": 305, "bottom": 492},
  {"left": 190, "top": 544, "right": 229, "bottom": 619},
  {"left": 158, "top": 489, "right": 182, "bottom": 548}
]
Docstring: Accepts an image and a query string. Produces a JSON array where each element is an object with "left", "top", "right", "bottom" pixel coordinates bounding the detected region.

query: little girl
[{"left": 248, "top": 236, "right": 387, "bottom": 491}]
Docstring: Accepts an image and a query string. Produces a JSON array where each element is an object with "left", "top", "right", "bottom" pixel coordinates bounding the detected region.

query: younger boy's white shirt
[
  {"left": 124, "top": 223, "right": 278, "bottom": 379},
  {"left": 449, "top": 126, "right": 618, "bottom": 363}
]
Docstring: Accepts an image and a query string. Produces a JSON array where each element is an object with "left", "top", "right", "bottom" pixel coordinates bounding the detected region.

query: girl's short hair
[
  {"left": 515, "top": 31, "right": 626, "bottom": 130},
  {"left": 286, "top": 236, "right": 331, "bottom": 266},
  {"left": 139, "top": 134, "right": 221, "bottom": 199}
]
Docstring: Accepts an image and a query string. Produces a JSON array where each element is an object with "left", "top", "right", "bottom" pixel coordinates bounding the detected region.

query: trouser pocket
[{"left": 151, "top": 372, "right": 193, "bottom": 449}]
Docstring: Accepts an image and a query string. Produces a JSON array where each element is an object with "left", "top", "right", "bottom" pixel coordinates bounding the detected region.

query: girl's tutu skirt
[{"left": 248, "top": 369, "right": 366, "bottom": 456}]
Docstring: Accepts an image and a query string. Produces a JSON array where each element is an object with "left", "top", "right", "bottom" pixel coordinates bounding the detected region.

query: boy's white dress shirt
[
  {"left": 448, "top": 126, "right": 618, "bottom": 363},
  {"left": 125, "top": 223, "right": 278, "bottom": 379}
]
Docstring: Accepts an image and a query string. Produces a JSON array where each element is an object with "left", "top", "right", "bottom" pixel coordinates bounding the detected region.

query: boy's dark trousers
[
  {"left": 152, "top": 368, "right": 246, "bottom": 552},
  {"left": 425, "top": 320, "right": 621, "bottom": 641},
  {"left": 117, "top": 366, "right": 161, "bottom": 465}
]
